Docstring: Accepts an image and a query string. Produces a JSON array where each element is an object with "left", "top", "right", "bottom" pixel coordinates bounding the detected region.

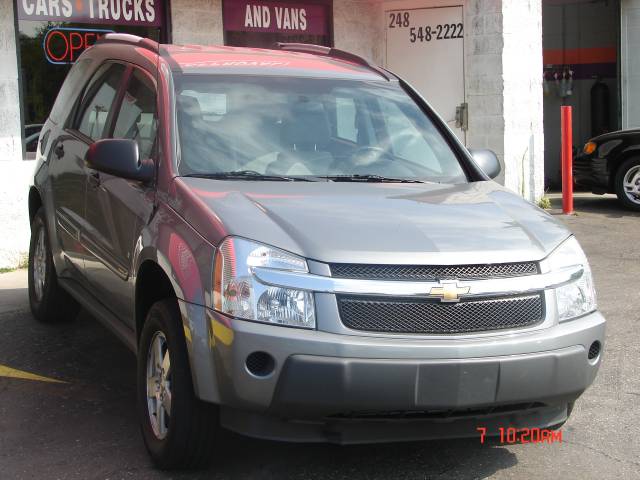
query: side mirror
[
  {"left": 86, "top": 139, "right": 154, "bottom": 182},
  {"left": 469, "top": 149, "right": 501, "bottom": 179}
]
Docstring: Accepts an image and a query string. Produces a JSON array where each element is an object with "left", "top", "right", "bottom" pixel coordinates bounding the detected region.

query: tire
[
  {"left": 614, "top": 157, "right": 640, "bottom": 211},
  {"left": 28, "top": 207, "right": 80, "bottom": 323},
  {"left": 137, "top": 299, "right": 218, "bottom": 470}
]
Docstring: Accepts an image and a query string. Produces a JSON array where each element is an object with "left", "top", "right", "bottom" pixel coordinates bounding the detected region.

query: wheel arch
[
  {"left": 28, "top": 186, "right": 43, "bottom": 225},
  {"left": 134, "top": 253, "right": 221, "bottom": 403},
  {"left": 134, "top": 257, "right": 179, "bottom": 344}
]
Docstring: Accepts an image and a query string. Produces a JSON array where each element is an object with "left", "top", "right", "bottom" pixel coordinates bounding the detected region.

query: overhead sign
[
  {"left": 17, "top": 0, "right": 163, "bottom": 27},
  {"left": 223, "top": 1, "right": 328, "bottom": 35},
  {"left": 43, "top": 27, "right": 113, "bottom": 64}
]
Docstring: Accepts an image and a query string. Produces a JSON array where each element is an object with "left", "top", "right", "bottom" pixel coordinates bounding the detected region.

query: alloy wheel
[
  {"left": 146, "top": 331, "right": 172, "bottom": 440},
  {"left": 32, "top": 226, "right": 47, "bottom": 302},
  {"left": 623, "top": 165, "right": 640, "bottom": 205}
]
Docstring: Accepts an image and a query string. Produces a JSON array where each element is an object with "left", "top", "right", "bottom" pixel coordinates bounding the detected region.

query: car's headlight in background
[
  {"left": 583, "top": 141, "right": 597, "bottom": 155},
  {"left": 547, "top": 236, "right": 597, "bottom": 321},
  {"left": 213, "top": 237, "right": 315, "bottom": 328}
]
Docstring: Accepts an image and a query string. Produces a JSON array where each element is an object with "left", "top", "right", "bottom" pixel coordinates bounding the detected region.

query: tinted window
[
  {"left": 113, "top": 69, "right": 158, "bottom": 159},
  {"left": 174, "top": 76, "right": 466, "bottom": 183},
  {"left": 76, "top": 64, "right": 125, "bottom": 141},
  {"left": 49, "top": 58, "right": 92, "bottom": 125}
]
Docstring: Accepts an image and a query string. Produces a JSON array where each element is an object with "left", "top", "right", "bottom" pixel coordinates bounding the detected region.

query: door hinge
[{"left": 455, "top": 102, "right": 468, "bottom": 131}]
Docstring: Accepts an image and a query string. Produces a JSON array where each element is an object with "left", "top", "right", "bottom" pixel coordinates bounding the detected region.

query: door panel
[
  {"left": 83, "top": 68, "right": 158, "bottom": 326},
  {"left": 49, "top": 134, "right": 89, "bottom": 278},
  {"left": 385, "top": 5, "right": 466, "bottom": 142},
  {"left": 49, "top": 63, "right": 126, "bottom": 278}
]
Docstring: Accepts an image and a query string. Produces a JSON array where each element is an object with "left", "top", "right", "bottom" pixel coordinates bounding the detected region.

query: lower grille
[
  {"left": 329, "top": 402, "right": 547, "bottom": 421},
  {"left": 338, "top": 294, "right": 544, "bottom": 334}
]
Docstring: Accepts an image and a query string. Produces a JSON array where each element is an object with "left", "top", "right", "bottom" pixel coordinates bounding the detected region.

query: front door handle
[
  {"left": 88, "top": 171, "right": 101, "bottom": 188},
  {"left": 54, "top": 144, "right": 64, "bottom": 158}
]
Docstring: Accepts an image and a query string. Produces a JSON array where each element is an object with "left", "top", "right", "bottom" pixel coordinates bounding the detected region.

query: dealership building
[{"left": 1, "top": 0, "right": 639, "bottom": 267}]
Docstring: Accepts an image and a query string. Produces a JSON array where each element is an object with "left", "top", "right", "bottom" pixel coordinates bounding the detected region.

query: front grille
[
  {"left": 329, "top": 262, "right": 538, "bottom": 281},
  {"left": 338, "top": 294, "right": 544, "bottom": 334}
]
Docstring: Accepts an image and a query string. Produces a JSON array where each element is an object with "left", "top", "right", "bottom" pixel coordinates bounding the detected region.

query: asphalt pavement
[{"left": 0, "top": 193, "right": 638, "bottom": 480}]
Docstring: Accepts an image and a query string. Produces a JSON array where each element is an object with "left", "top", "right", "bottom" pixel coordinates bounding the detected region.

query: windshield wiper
[
  {"left": 319, "top": 174, "right": 426, "bottom": 183},
  {"left": 183, "top": 170, "right": 315, "bottom": 182}
]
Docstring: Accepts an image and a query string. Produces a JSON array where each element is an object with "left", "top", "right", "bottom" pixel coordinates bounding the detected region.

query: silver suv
[{"left": 27, "top": 34, "right": 605, "bottom": 469}]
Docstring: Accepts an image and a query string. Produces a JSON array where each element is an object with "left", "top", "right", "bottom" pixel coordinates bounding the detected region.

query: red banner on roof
[
  {"left": 223, "top": 1, "right": 328, "bottom": 35},
  {"left": 16, "top": 0, "right": 163, "bottom": 27}
]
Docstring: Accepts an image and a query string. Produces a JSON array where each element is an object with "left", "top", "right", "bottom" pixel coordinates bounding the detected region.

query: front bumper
[
  {"left": 180, "top": 302, "right": 604, "bottom": 442},
  {"left": 574, "top": 153, "right": 610, "bottom": 192}
]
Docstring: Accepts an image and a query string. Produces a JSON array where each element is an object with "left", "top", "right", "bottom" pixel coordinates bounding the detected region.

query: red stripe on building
[{"left": 543, "top": 47, "right": 617, "bottom": 65}]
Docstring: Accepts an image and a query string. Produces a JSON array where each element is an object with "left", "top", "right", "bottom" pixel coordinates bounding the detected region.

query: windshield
[{"left": 174, "top": 75, "right": 467, "bottom": 183}]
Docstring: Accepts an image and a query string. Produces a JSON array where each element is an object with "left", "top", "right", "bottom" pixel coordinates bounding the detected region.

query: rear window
[{"left": 173, "top": 75, "right": 467, "bottom": 183}]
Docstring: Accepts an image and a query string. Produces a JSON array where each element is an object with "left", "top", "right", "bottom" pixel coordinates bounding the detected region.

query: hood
[
  {"left": 173, "top": 179, "right": 570, "bottom": 265},
  {"left": 592, "top": 127, "right": 640, "bottom": 143}
]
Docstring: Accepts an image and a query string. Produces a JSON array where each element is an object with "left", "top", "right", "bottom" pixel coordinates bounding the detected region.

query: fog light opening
[
  {"left": 588, "top": 341, "right": 601, "bottom": 360},
  {"left": 245, "top": 351, "right": 275, "bottom": 378}
]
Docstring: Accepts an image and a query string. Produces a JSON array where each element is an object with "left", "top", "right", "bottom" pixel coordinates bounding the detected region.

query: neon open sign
[{"left": 43, "top": 27, "right": 114, "bottom": 65}]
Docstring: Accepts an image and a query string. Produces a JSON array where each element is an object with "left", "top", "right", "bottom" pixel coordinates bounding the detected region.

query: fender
[{"left": 132, "top": 200, "right": 222, "bottom": 403}]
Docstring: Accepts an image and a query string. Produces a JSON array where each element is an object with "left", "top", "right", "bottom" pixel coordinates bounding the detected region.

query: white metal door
[
  {"left": 385, "top": 6, "right": 465, "bottom": 142},
  {"left": 622, "top": 0, "right": 640, "bottom": 128}
]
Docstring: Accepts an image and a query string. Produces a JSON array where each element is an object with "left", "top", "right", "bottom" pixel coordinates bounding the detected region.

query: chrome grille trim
[
  {"left": 251, "top": 264, "right": 583, "bottom": 299},
  {"left": 330, "top": 262, "right": 539, "bottom": 280}
]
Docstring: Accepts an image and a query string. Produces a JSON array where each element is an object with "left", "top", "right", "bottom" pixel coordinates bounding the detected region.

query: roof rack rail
[
  {"left": 274, "top": 42, "right": 393, "bottom": 81},
  {"left": 96, "top": 33, "right": 159, "bottom": 54}
]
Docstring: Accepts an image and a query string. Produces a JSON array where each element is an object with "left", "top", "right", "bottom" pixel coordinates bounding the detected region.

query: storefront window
[
  {"left": 223, "top": 1, "right": 332, "bottom": 48},
  {"left": 15, "top": 0, "right": 168, "bottom": 156}
]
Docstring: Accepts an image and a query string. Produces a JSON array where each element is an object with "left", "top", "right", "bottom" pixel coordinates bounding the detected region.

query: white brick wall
[
  {"left": 502, "top": 0, "right": 544, "bottom": 201},
  {"left": 171, "top": 0, "right": 224, "bottom": 45},
  {"left": 0, "top": 0, "right": 22, "bottom": 164},
  {"left": 333, "top": 0, "right": 384, "bottom": 64},
  {"left": 0, "top": 1, "right": 31, "bottom": 269},
  {"left": 463, "top": 0, "right": 544, "bottom": 200},
  {"left": 0, "top": 161, "right": 35, "bottom": 269}
]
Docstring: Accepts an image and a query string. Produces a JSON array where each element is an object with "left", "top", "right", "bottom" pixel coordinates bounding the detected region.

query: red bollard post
[{"left": 561, "top": 106, "right": 574, "bottom": 215}]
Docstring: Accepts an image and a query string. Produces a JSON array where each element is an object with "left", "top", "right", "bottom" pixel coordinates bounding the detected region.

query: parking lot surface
[{"left": 0, "top": 193, "right": 638, "bottom": 480}]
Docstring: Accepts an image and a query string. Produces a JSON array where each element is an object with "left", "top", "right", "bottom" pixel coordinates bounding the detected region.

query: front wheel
[
  {"left": 137, "top": 299, "right": 218, "bottom": 470},
  {"left": 28, "top": 207, "right": 79, "bottom": 323},
  {"left": 614, "top": 157, "right": 640, "bottom": 211}
]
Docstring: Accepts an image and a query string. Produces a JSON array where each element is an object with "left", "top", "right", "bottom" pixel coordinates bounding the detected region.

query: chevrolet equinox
[{"left": 27, "top": 34, "right": 605, "bottom": 469}]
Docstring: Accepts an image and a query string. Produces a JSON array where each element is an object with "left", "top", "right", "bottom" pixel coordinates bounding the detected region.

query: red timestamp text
[{"left": 477, "top": 427, "right": 563, "bottom": 444}]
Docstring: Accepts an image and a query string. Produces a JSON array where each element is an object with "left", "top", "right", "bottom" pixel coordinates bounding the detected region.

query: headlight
[
  {"left": 546, "top": 236, "right": 597, "bottom": 321},
  {"left": 213, "top": 237, "right": 315, "bottom": 328}
]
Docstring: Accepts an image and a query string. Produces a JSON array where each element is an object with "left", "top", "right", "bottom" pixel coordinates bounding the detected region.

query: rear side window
[
  {"left": 49, "top": 58, "right": 92, "bottom": 125},
  {"left": 76, "top": 64, "right": 126, "bottom": 141},
  {"left": 112, "top": 69, "right": 158, "bottom": 159}
]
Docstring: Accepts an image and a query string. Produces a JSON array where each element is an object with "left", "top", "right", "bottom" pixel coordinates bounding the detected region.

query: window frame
[
  {"left": 64, "top": 60, "right": 159, "bottom": 162},
  {"left": 108, "top": 65, "right": 160, "bottom": 162},
  {"left": 66, "top": 61, "right": 130, "bottom": 143}
]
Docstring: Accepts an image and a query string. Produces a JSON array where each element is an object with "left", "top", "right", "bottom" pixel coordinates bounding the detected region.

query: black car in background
[{"left": 574, "top": 128, "right": 640, "bottom": 211}]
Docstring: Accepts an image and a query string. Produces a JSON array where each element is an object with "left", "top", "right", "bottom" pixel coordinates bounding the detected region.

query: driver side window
[
  {"left": 112, "top": 69, "right": 158, "bottom": 160},
  {"left": 75, "top": 64, "right": 126, "bottom": 141}
]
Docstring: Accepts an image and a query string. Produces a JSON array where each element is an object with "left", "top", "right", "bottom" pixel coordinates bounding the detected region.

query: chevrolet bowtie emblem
[{"left": 429, "top": 282, "right": 470, "bottom": 302}]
